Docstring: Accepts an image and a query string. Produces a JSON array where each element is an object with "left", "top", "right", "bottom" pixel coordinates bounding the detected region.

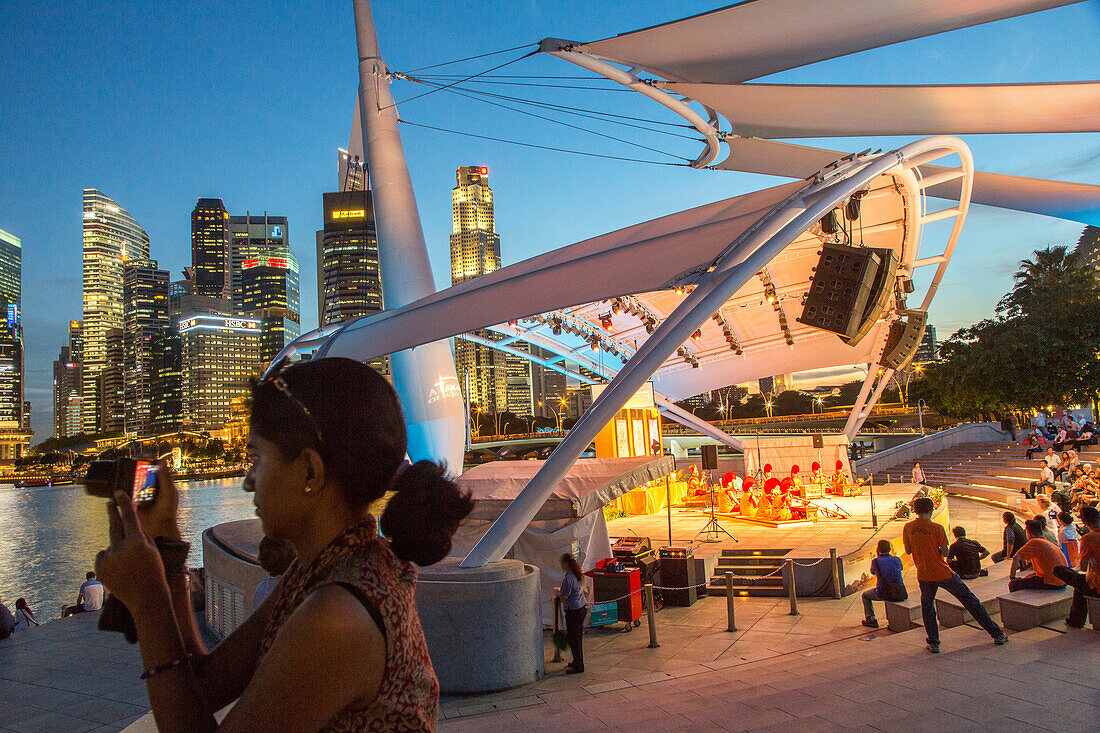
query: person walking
[
  {"left": 1053, "top": 506, "right": 1100, "bottom": 628},
  {"left": 912, "top": 462, "right": 927, "bottom": 486},
  {"left": 12, "top": 598, "right": 39, "bottom": 632},
  {"left": 903, "top": 497, "right": 1008, "bottom": 653},
  {"left": 557, "top": 553, "right": 588, "bottom": 674}
]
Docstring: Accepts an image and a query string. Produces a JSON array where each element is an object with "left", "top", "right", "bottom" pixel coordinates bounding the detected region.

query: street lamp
[
  {"left": 917, "top": 399, "right": 927, "bottom": 436},
  {"left": 813, "top": 396, "right": 823, "bottom": 414}
]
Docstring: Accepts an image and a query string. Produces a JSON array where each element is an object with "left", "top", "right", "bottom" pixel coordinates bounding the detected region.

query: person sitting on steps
[
  {"left": 947, "top": 526, "right": 989, "bottom": 580},
  {"left": 861, "top": 540, "right": 904, "bottom": 628},
  {"left": 1052, "top": 506, "right": 1100, "bottom": 628},
  {"left": 992, "top": 513, "right": 1027, "bottom": 563},
  {"left": 1008, "top": 518, "right": 1069, "bottom": 591}
]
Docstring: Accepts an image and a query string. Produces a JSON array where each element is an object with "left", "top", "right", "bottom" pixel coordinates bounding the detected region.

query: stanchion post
[
  {"left": 725, "top": 572, "right": 737, "bottom": 632},
  {"left": 785, "top": 559, "right": 799, "bottom": 616},
  {"left": 830, "top": 548, "right": 841, "bottom": 600},
  {"left": 551, "top": 596, "right": 563, "bottom": 663},
  {"left": 645, "top": 584, "right": 659, "bottom": 648}
]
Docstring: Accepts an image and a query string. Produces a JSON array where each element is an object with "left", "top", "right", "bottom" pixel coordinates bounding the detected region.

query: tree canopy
[{"left": 922, "top": 245, "right": 1100, "bottom": 418}]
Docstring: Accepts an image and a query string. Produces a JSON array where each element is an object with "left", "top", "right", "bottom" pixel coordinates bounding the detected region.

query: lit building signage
[
  {"left": 179, "top": 315, "right": 261, "bottom": 334},
  {"left": 268, "top": 225, "right": 284, "bottom": 238},
  {"left": 6, "top": 305, "right": 17, "bottom": 329},
  {"left": 331, "top": 209, "right": 365, "bottom": 219},
  {"left": 242, "top": 256, "right": 289, "bottom": 270}
]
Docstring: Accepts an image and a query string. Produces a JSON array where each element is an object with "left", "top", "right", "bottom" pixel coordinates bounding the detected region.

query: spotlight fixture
[
  {"left": 590, "top": 337, "right": 599, "bottom": 352},
  {"left": 600, "top": 313, "right": 613, "bottom": 330},
  {"left": 691, "top": 329, "right": 702, "bottom": 342},
  {"left": 611, "top": 299, "right": 623, "bottom": 315},
  {"left": 644, "top": 319, "right": 656, "bottom": 335}
]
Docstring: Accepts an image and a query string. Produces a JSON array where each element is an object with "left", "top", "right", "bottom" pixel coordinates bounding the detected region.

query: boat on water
[{"left": 12, "top": 475, "right": 77, "bottom": 488}]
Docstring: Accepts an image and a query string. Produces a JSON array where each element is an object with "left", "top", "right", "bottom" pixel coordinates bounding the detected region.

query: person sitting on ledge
[
  {"left": 947, "top": 526, "right": 989, "bottom": 580},
  {"left": 861, "top": 539, "right": 904, "bottom": 628},
  {"left": 1025, "top": 459, "right": 1055, "bottom": 499},
  {"left": 1009, "top": 518, "right": 1069, "bottom": 592},
  {"left": 1052, "top": 506, "right": 1100, "bottom": 628},
  {"left": 1025, "top": 428, "right": 1044, "bottom": 459},
  {"left": 92, "top": 357, "right": 474, "bottom": 732},
  {"left": 1057, "top": 511, "right": 1080, "bottom": 567},
  {"left": 992, "top": 512, "right": 1027, "bottom": 563},
  {"left": 63, "top": 571, "right": 105, "bottom": 617}
]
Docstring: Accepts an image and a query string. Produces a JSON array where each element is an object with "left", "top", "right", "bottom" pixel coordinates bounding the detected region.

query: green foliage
[
  {"left": 603, "top": 505, "right": 628, "bottom": 522},
  {"left": 923, "top": 245, "right": 1100, "bottom": 417}
]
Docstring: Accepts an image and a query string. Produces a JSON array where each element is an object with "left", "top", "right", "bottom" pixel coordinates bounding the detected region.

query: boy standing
[{"left": 903, "top": 497, "right": 1008, "bottom": 653}]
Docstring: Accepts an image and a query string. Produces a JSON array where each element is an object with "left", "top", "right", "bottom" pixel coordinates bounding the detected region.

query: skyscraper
[
  {"left": 0, "top": 228, "right": 24, "bottom": 446},
  {"left": 178, "top": 314, "right": 263, "bottom": 431},
  {"left": 191, "top": 198, "right": 231, "bottom": 298},
  {"left": 53, "top": 321, "right": 83, "bottom": 439},
  {"left": 240, "top": 250, "right": 300, "bottom": 364},
  {"left": 1072, "top": 225, "right": 1100, "bottom": 277},
  {"left": 318, "top": 190, "right": 382, "bottom": 325},
  {"left": 228, "top": 213, "right": 289, "bottom": 313},
  {"left": 123, "top": 258, "right": 169, "bottom": 436},
  {"left": 82, "top": 189, "right": 149, "bottom": 433},
  {"left": 99, "top": 327, "right": 125, "bottom": 433},
  {"left": 914, "top": 323, "right": 939, "bottom": 364},
  {"left": 449, "top": 166, "right": 527, "bottom": 414},
  {"left": 338, "top": 148, "right": 366, "bottom": 192}
]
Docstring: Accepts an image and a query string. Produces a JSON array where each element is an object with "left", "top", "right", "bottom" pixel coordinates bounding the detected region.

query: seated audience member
[
  {"left": 1057, "top": 511, "right": 1080, "bottom": 566},
  {"left": 1075, "top": 422, "right": 1097, "bottom": 450},
  {"left": 992, "top": 512, "right": 1027, "bottom": 563},
  {"left": 1026, "top": 460, "right": 1055, "bottom": 499},
  {"left": 1025, "top": 429, "right": 1044, "bottom": 459},
  {"left": 1053, "top": 429, "right": 1070, "bottom": 452},
  {"left": 12, "top": 598, "right": 39, "bottom": 633},
  {"left": 1052, "top": 506, "right": 1100, "bottom": 628},
  {"left": 861, "top": 539, "right": 904, "bottom": 628},
  {"left": 1043, "top": 447, "right": 1062, "bottom": 474},
  {"left": 0, "top": 593, "right": 15, "bottom": 641},
  {"left": 947, "top": 527, "right": 989, "bottom": 579},
  {"left": 1037, "top": 495, "right": 1060, "bottom": 527},
  {"left": 1009, "top": 519, "right": 1069, "bottom": 591},
  {"left": 63, "top": 571, "right": 104, "bottom": 617},
  {"left": 252, "top": 536, "right": 297, "bottom": 612},
  {"left": 1033, "top": 511, "right": 1058, "bottom": 545}
]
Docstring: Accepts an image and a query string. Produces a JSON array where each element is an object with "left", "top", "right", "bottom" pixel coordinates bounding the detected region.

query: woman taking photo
[
  {"left": 557, "top": 554, "right": 588, "bottom": 674},
  {"left": 94, "top": 358, "right": 473, "bottom": 731}
]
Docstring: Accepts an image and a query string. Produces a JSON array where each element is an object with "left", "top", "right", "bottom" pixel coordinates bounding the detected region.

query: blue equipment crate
[{"left": 590, "top": 601, "right": 619, "bottom": 627}]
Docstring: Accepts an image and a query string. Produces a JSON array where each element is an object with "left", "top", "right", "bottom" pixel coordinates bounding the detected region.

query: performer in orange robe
[
  {"left": 789, "top": 465, "right": 804, "bottom": 497},
  {"left": 761, "top": 478, "right": 782, "bottom": 520},
  {"left": 739, "top": 476, "right": 757, "bottom": 516},
  {"left": 776, "top": 478, "right": 795, "bottom": 521},
  {"left": 831, "top": 460, "right": 847, "bottom": 496}
]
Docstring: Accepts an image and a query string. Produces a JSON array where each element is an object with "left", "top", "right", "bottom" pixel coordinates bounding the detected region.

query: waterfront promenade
[{"left": 1, "top": 497, "right": 1095, "bottom": 732}]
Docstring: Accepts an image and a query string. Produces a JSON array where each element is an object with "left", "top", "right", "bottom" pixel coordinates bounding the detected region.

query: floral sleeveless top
[{"left": 259, "top": 517, "right": 439, "bottom": 731}]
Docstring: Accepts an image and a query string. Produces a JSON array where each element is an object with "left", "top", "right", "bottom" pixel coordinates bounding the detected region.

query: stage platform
[{"left": 606, "top": 483, "right": 943, "bottom": 598}]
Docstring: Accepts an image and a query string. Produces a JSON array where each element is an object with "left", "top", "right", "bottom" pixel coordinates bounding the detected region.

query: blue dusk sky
[{"left": 1, "top": 1, "right": 1098, "bottom": 440}]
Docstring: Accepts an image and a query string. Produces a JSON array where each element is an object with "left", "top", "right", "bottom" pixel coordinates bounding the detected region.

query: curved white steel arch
[{"left": 461, "top": 135, "right": 973, "bottom": 567}]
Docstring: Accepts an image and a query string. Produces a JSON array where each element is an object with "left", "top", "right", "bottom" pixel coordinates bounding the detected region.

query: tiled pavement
[{"left": 3, "top": 496, "right": 1092, "bottom": 732}]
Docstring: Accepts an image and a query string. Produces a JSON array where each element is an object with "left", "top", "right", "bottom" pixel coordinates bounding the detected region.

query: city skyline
[{"left": 2, "top": 1, "right": 1098, "bottom": 439}]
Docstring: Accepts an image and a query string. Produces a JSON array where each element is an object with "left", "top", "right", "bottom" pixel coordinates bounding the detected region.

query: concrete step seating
[
  {"left": 935, "top": 561, "right": 1012, "bottom": 628},
  {"left": 998, "top": 587, "right": 1074, "bottom": 631}
]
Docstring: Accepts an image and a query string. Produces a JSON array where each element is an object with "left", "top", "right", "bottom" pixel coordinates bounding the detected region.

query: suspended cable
[
  {"left": 397, "top": 73, "right": 696, "bottom": 135},
  {"left": 415, "top": 77, "right": 634, "bottom": 92},
  {"left": 404, "top": 43, "right": 537, "bottom": 73},
  {"left": 398, "top": 119, "right": 688, "bottom": 167},
  {"left": 413, "top": 73, "right": 620, "bottom": 81},
  {"left": 385, "top": 50, "right": 539, "bottom": 111},
  {"left": 431, "top": 84, "right": 689, "bottom": 160}
]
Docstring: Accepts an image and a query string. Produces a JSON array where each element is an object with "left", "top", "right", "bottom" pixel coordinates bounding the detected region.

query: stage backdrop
[{"left": 741, "top": 434, "right": 851, "bottom": 479}]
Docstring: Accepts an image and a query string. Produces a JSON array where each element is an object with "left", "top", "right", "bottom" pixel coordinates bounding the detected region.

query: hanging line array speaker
[
  {"left": 879, "top": 310, "right": 928, "bottom": 371},
  {"left": 797, "top": 242, "right": 881, "bottom": 340},
  {"left": 842, "top": 246, "right": 899, "bottom": 348}
]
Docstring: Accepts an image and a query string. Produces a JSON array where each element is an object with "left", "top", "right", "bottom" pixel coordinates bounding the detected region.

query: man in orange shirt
[
  {"left": 1052, "top": 505, "right": 1100, "bottom": 628},
  {"left": 903, "top": 497, "right": 1008, "bottom": 653},
  {"left": 1009, "top": 519, "right": 1068, "bottom": 591}
]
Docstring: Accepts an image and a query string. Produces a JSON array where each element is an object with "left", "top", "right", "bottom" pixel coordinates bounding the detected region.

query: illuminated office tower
[
  {"left": 82, "top": 189, "right": 149, "bottom": 433},
  {"left": 53, "top": 321, "right": 83, "bottom": 439},
  {"left": 449, "top": 166, "right": 527, "bottom": 414},
  {"left": 0, "top": 228, "right": 24, "bottom": 448},
  {"left": 1072, "top": 225, "right": 1100, "bottom": 277},
  {"left": 123, "top": 259, "right": 169, "bottom": 436},
  {"left": 98, "top": 328, "right": 125, "bottom": 433},
  {"left": 191, "top": 198, "right": 231, "bottom": 298},
  {"left": 178, "top": 314, "right": 263, "bottom": 431},
  {"left": 317, "top": 189, "right": 387, "bottom": 374},
  {"left": 529, "top": 346, "right": 567, "bottom": 418},
  {"left": 229, "top": 213, "right": 289, "bottom": 313},
  {"left": 240, "top": 249, "right": 300, "bottom": 364}
]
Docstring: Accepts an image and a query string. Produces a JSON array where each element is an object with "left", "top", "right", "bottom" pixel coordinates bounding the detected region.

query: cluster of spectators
[
  {"left": 1024, "top": 446, "right": 1099, "bottom": 510},
  {"left": 1024, "top": 418, "right": 1097, "bottom": 458}
]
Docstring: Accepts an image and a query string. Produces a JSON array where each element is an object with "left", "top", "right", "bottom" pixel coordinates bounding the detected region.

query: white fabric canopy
[
  {"left": 317, "top": 182, "right": 804, "bottom": 363},
  {"left": 714, "top": 137, "right": 1100, "bottom": 226},
  {"left": 458, "top": 456, "right": 676, "bottom": 521},
  {"left": 666, "top": 81, "right": 1100, "bottom": 138},
  {"left": 583, "top": 0, "right": 1081, "bottom": 84}
]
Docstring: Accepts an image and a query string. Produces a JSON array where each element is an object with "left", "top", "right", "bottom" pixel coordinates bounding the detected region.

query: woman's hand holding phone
[{"left": 135, "top": 460, "right": 181, "bottom": 542}]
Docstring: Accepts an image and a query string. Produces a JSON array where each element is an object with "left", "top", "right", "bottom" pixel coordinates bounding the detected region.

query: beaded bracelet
[{"left": 140, "top": 653, "right": 194, "bottom": 680}]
